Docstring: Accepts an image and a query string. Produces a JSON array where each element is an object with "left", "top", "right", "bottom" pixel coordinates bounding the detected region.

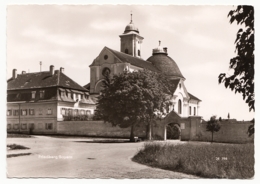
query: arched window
[
  {"left": 189, "top": 106, "right": 191, "bottom": 115},
  {"left": 138, "top": 50, "right": 140, "bottom": 56},
  {"left": 178, "top": 99, "right": 182, "bottom": 114},
  {"left": 125, "top": 49, "right": 128, "bottom": 54},
  {"left": 194, "top": 107, "right": 196, "bottom": 116}
]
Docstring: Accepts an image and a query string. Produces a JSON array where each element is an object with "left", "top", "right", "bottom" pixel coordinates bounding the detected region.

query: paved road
[{"left": 6, "top": 136, "right": 199, "bottom": 178}]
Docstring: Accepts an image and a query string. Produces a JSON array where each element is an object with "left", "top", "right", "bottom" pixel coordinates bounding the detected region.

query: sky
[{"left": 5, "top": 3, "right": 256, "bottom": 121}]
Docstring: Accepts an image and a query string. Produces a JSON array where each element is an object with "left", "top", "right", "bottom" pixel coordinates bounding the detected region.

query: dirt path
[{"left": 6, "top": 136, "right": 199, "bottom": 178}]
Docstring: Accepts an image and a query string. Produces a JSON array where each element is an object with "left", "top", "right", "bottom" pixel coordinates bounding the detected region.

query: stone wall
[
  {"left": 182, "top": 118, "right": 254, "bottom": 143},
  {"left": 7, "top": 117, "right": 57, "bottom": 134},
  {"left": 56, "top": 121, "right": 147, "bottom": 138}
]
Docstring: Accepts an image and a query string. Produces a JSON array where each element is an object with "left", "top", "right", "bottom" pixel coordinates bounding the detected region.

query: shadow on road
[{"left": 74, "top": 140, "right": 133, "bottom": 144}]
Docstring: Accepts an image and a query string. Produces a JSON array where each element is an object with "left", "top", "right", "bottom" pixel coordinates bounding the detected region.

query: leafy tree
[
  {"left": 219, "top": 117, "right": 222, "bottom": 122},
  {"left": 94, "top": 69, "right": 173, "bottom": 142},
  {"left": 247, "top": 118, "right": 254, "bottom": 137},
  {"left": 218, "top": 6, "right": 254, "bottom": 112},
  {"left": 206, "top": 116, "right": 221, "bottom": 143},
  {"left": 228, "top": 113, "right": 230, "bottom": 119}
]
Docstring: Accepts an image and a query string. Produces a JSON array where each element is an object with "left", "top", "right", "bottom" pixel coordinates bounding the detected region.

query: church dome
[
  {"left": 124, "top": 22, "right": 139, "bottom": 33},
  {"left": 147, "top": 41, "right": 185, "bottom": 79},
  {"left": 124, "top": 14, "right": 139, "bottom": 34}
]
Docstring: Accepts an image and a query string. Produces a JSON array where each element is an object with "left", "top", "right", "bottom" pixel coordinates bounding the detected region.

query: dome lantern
[{"left": 152, "top": 40, "right": 168, "bottom": 55}]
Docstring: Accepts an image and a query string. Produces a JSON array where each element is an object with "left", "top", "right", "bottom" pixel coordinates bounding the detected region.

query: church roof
[
  {"left": 169, "top": 79, "right": 180, "bottom": 93},
  {"left": 7, "top": 70, "right": 88, "bottom": 92},
  {"left": 147, "top": 53, "right": 185, "bottom": 79},
  {"left": 106, "top": 47, "right": 160, "bottom": 72},
  {"left": 188, "top": 92, "right": 201, "bottom": 101}
]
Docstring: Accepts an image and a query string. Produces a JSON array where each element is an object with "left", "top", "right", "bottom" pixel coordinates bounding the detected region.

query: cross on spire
[{"left": 130, "top": 11, "right": 133, "bottom": 23}]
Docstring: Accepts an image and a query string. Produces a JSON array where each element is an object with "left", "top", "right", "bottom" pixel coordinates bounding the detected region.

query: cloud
[
  {"left": 183, "top": 31, "right": 228, "bottom": 51},
  {"left": 90, "top": 20, "right": 124, "bottom": 31},
  {"left": 21, "top": 26, "right": 108, "bottom": 48}
]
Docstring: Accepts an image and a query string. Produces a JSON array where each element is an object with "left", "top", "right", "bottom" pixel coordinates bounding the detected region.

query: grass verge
[
  {"left": 132, "top": 142, "right": 254, "bottom": 179},
  {"left": 7, "top": 144, "right": 30, "bottom": 150},
  {"left": 7, "top": 153, "right": 31, "bottom": 158},
  {"left": 7, "top": 133, "right": 33, "bottom": 138}
]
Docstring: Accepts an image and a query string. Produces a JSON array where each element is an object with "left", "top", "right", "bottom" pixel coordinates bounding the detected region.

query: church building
[{"left": 86, "top": 14, "right": 201, "bottom": 117}]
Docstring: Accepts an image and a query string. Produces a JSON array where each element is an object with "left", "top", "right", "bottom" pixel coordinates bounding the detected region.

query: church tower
[{"left": 119, "top": 13, "right": 144, "bottom": 58}]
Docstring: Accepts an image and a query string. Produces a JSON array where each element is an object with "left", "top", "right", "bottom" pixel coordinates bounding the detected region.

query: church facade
[{"left": 86, "top": 15, "right": 201, "bottom": 118}]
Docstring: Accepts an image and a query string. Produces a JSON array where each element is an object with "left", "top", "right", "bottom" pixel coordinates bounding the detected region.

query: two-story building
[{"left": 7, "top": 65, "right": 96, "bottom": 134}]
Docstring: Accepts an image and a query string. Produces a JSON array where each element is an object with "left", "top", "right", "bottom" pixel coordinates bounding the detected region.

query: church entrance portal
[{"left": 166, "top": 123, "right": 181, "bottom": 140}]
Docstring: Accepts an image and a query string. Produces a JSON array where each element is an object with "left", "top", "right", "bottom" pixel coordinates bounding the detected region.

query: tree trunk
[
  {"left": 130, "top": 124, "right": 135, "bottom": 142},
  {"left": 211, "top": 132, "right": 213, "bottom": 143},
  {"left": 146, "top": 121, "right": 152, "bottom": 140}
]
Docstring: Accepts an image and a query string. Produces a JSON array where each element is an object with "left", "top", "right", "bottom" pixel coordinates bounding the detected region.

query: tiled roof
[
  {"left": 106, "top": 47, "right": 160, "bottom": 72},
  {"left": 170, "top": 79, "right": 180, "bottom": 93},
  {"left": 147, "top": 54, "right": 185, "bottom": 79},
  {"left": 7, "top": 71, "right": 88, "bottom": 92},
  {"left": 83, "top": 83, "right": 90, "bottom": 90},
  {"left": 188, "top": 92, "right": 201, "bottom": 101}
]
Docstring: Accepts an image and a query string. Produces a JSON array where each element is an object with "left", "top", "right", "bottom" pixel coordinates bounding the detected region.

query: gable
[
  {"left": 89, "top": 47, "right": 159, "bottom": 72},
  {"left": 173, "top": 79, "right": 189, "bottom": 99},
  {"left": 89, "top": 47, "right": 122, "bottom": 67}
]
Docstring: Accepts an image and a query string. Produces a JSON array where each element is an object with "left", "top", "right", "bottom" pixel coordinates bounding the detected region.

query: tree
[
  {"left": 218, "top": 6, "right": 254, "bottom": 112},
  {"left": 206, "top": 116, "right": 221, "bottom": 143},
  {"left": 219, "top": 117, "right": 222, "bottom": 122},
  {"left": 94, "top": 69, "right": 173, "bottom": 142},
  {"left": 247, "top": 118, "right": 254, "bottom": 137},
  {"left": 228, "top": 113, "right": 230, "bottom": 119}
]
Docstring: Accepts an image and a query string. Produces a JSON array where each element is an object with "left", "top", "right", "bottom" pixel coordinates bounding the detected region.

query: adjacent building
[{"left": 7, "top": 65, "right": 95, "bottom": 134}]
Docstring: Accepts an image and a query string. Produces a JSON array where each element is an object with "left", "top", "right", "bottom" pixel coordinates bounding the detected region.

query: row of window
[
  {"left": 61, "top": 108, "right": 91, "bottom": 116},
  {"left": 7, "top": 123, "right": 53, "bottom": 130},
  {"left": 7, "top": 108, "right": 53, "bottom": 116},
  {"left": 60, "top": 90, "right": 89, "bottom": 101},
  {"left": 31, "top": 90, "right": 45, "bottom": 99},
  {"left": 177, "top": 100, "right": 197, "bottom": 116}
]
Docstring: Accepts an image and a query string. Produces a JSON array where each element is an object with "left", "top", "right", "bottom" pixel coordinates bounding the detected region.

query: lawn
[
  {"left": 132, "top": 142, "right": 254, "bottom": 179},
  {"left": 7, "top": 133, "right": 33, "bottom": 138},
  {"left": 7, "top": 144, "right": 30, "bottom": 150}
]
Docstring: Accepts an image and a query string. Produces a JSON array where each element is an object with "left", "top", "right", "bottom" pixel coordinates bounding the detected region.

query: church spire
[
  {"left": 120, "top": 13, "right": 143, "bottom": 58},
  {"left": 130, "top": 11, "right": 133, "bottom": 23}
]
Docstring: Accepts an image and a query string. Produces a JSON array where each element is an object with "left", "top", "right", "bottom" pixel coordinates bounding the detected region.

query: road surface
[{"left": 6, "top": 135, "right": 199, "bottom": 178}]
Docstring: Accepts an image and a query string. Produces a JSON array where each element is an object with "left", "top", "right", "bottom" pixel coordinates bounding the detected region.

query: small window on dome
[
  {"left": 104, "top": 55, "right": 108, "bottom": 60},
  {"left": 125, "top": 49, "right": 128, "bottom": 54}
]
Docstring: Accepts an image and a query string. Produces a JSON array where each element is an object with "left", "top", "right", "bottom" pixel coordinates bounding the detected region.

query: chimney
[
  {"left": 22, "top": 71, "right": 26, "bottom": 74},
  {"left": 163, "top": 47, "right": 168, "bottom": 54},
  {"left": 60, "top": 67, "right": 64, "bottom": 73},
  {"left": 12, "top": 69, "right": 17, "bottom": 79},
  {"left": 50, "top": 65, "right": 54, "bottom": 75}
]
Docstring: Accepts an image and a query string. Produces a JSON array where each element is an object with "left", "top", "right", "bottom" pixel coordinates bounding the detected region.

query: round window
[{"left": 104, "top": 55, "right": 108, "bottom": 60}]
